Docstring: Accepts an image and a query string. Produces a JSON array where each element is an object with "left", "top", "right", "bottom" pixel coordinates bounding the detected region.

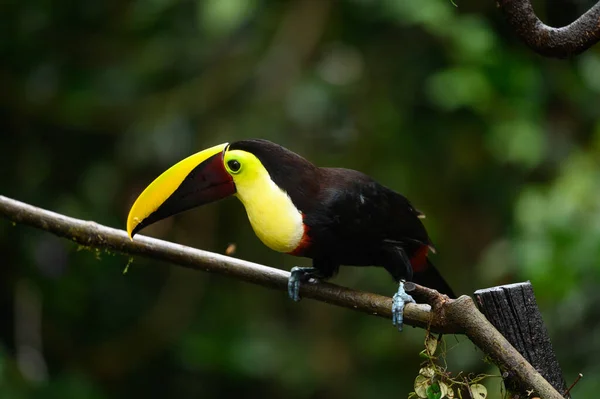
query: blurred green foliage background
[{"left": 2, "top": 0, "right": 600, "bottom": 398}]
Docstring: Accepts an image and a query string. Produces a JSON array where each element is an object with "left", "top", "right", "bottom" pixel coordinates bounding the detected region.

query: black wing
[{"left": 303, "top": 168, "right": 431, "bottom": 266}]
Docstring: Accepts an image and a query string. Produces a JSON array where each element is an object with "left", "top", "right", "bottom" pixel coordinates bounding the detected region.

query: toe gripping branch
[
  {"left": 288, "top": 266, "right": 323, "bottom": 302},
  {"left": 287, "top": 266, "right": 415, "bottom": 332},
  {"left": 392, "top": 281, "right": 416, "bottom": 331}
]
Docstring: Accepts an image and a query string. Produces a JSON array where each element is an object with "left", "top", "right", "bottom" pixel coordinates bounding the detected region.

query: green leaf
[{"left": 426, "top": 382, "right": 442, "bottom": 399}]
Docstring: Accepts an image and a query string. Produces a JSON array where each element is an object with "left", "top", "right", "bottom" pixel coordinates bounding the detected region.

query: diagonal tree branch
[
  {"left": 0, "top": 195, "right": 565, "bottom": 399},
  {"left": 497, "top": 0, "right": 600, "bottom": 58},
  {"left": 0, "top": 195, "right": 442, "bottom": 331}
]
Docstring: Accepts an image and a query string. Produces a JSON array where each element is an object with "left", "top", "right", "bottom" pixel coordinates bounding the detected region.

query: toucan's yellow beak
[{"left": 127, "top": 142, "right": 234, "bottom": 238}]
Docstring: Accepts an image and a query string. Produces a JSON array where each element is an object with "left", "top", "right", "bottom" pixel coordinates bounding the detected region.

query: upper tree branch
[
  {"left": 0, "top": 195, "right": 564, "bottom": 399},
  {"left": 498, "top": 0, "right": 600, "bottom": 58}
]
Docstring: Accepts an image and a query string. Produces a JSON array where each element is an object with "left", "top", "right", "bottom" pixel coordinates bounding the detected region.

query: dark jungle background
[{"left": 2, "top": 0, "right": 600, "bottom": 398}]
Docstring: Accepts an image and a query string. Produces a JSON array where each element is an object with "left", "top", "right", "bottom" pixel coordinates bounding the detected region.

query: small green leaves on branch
[{"left": 410, "top": 332, "right": 492, "bottom": 399}]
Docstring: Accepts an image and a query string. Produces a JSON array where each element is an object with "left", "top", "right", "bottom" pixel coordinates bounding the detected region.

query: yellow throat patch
[{"left": 225, "top": 149, "right": 304, "bottom": 253}]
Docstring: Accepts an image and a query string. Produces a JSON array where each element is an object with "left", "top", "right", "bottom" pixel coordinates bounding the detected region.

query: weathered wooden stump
[{"left": 474, "top": 282, "right": 568, "bottom": 398}]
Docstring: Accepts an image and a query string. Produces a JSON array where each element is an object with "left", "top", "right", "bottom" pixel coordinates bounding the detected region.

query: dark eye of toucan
[{"left": 228, "top": 160, "right": 241, "bottom": 172}]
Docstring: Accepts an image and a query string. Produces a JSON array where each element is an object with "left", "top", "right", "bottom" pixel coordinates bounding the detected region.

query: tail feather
[{"left": 412, "top": 259, "right": 455, "bottom": 298}]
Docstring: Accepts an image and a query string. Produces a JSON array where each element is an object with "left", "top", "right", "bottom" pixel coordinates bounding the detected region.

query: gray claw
[
  {"left": 288, "top": 266, "right": 303, "bottom": 302},
  {"left": 392, "top": 281, "right": 416, "bottom": 331}
]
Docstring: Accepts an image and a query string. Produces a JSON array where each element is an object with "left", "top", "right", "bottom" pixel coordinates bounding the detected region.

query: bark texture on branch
[
  {"left": 498, "top": 0, "right": 600, "bottom": 58},
  {"left": 0, "top": 195, "right": 565, "bottom": 399},
  {"left": 0, "top": 195, "right": 448, "bottom": 332},
  {"left": 475, "top": 283, "right": 568, "bottom": 398}
]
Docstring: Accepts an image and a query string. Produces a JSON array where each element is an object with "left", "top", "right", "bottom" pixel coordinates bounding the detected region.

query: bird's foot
[
  {"left": 392, "top": 281, "right": 416, "bottom": 332},
  {"left": 288, "top": 266, "right": 320, "bottom": 302}
]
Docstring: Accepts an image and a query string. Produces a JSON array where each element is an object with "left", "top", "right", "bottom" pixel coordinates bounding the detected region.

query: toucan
[{"left": 127, "top": 139, "right": 454, "bottom": 330}]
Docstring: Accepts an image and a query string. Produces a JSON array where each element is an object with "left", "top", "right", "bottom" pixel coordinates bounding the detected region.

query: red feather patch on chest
[
  {"left": 288, "top": 213, "right": 311, "bottom": 256},
  {"left": 410, "top": 244, "right": 430, "bottom": 272}
]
